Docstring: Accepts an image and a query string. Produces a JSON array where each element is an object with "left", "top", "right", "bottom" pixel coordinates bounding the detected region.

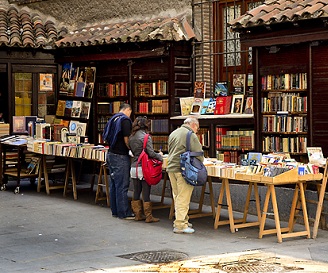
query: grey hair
[{"left": 184, "top": 117, "right": 199, "bottom": 126}]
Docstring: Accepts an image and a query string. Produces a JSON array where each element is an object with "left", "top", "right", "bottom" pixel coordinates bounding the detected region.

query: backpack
[
  {"left": 180, "top": 130, "right": 207, "bottom": 186},
  {"left": 136, "top": 134, "right": 163, "bottom": 185}
]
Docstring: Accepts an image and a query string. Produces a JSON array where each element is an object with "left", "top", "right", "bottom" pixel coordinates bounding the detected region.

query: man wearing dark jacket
[{"left": 103, "top": 103, "right": 134, "bottom": 219}]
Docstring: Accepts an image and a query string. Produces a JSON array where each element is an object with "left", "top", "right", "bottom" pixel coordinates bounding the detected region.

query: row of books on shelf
[
  {"left": 197, "top": 128, "right": 210, "bottom": 147},
  {"left": 261, "top": 95, "right": 307, "bottom": 112},
  {"left": 56, "top": 100, "right": 91, "bottom": 119},
  {"left": 149, "top": 119, "right": 169, "bottom": 133},
  {"left": 151, "top": 135, "right": 169, "bottom": 152},
  {"left": 217, "top": 151, "right": 241, "bottom": 164},
  {"left": 27, "top": 139, "right": 108, "bottom": 162},
  {"left": 262, "top": 136, "right": 307, "bottom": 153},
  {"left": 134, "top": 81, "right": 168, "bottom": 96},
  {"left": 135, "top": 99, "right": 169, "bottom": 114},
  {"left": 98, "top": 82, "right": 127, "bottom": 97},
  {"left": 262, "top": 115, "right": 307, "bottom": 133},
  {"left": 216, "top": 128, "right": 255, "bottom": 150},
  {"left": 97, "top": 101, "right": 123, "bottom": 115},
  {"left": 261, "top": 73, "right": 307, "bottom": 90},
  {"left": 59, "top": 64, "right": 96, "bottom": 98}
]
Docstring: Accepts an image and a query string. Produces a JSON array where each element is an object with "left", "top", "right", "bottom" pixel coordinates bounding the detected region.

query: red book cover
[
  {"left": 214, "top": 96, "right": 232, "bottom": 115},
  {"left": 216, "top": 127, "right": 229, "bottom": 149}
]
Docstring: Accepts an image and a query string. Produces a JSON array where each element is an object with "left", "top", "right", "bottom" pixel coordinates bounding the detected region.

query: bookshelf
[
  {"left": 92, "top": 43, "right": 194, "bottom": 150},
  {"left": 56, "top": 64, "right": 95, "bottom": 141},
  {"left": 170, "top": 114, "right": 254, "bottom": 159},
  {"left": 259, "top": 72, "right": 308, "bottom": 157}
]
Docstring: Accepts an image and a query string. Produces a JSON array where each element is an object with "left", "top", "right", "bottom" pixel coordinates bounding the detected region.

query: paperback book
[{"left": 214, "top": 81, "right": 228, "bottom": 97}]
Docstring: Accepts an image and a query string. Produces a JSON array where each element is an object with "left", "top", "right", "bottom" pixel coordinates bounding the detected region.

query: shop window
[{"left": 14, "top": 73, "right": 32, "bottom": 116}]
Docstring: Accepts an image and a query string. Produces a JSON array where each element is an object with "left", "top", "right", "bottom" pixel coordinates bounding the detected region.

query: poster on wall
[{"left": 40, "top": 74, "right": 53, "bottom": 91}]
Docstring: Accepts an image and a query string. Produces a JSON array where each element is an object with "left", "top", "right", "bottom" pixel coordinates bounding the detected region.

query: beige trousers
[{"left": 168, "top": 172, "right": 194, "bottom": 230}]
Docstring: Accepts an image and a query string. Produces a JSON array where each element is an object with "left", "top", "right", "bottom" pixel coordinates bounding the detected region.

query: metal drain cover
[{"left": 118, "top": 250, "right": 189, "bottom": 264}]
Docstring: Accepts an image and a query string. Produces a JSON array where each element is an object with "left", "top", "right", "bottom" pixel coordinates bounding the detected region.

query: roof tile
[
  {"left": 56, "top": 12, "right": 196, "bottom": 48},
  {"left": 230, "top": 0, "right": 328, "bottom": 30},
  {"left": 0, "top": 5, "right": 66, "bottom": 48}
]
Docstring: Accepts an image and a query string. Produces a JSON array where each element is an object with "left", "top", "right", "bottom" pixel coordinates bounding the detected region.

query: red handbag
[{"left": 136, "top": 134, "right": 163, "bottom": 185}]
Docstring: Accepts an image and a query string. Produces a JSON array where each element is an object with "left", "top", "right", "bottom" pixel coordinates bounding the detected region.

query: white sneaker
[{"left": 173, "top": 227, "right": 195, "bottom": 234}]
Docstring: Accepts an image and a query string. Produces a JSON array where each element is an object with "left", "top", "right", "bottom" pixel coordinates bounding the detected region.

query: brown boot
[
  {"left": 131, "top": 200, "right": 146, "bottom": 221},
  {"left": 143, "top": 201, "right": 160, "bottom": 223}
]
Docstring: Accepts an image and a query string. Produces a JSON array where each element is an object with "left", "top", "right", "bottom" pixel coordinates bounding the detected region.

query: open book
[{"left": 307, "top": 147, "right": 326, "bottom": 167}]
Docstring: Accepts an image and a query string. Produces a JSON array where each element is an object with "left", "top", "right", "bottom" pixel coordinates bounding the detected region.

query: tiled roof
[
  {"left": 55, "top": 12, "right": 196, "bottom": 48},
  {"left": 229, "top": 0, "right": 328, "bottom": 30},
  {"left": 0, "top": 5, "right": 66, "bottom": 48},
  {"left": 8, "top": 0, "right": 47, "bottom": 4}
]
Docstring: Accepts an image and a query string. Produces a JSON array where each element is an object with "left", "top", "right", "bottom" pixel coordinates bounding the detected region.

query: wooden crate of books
[{"left": 261, "top": 168, "right": 298, "bottom": 184}]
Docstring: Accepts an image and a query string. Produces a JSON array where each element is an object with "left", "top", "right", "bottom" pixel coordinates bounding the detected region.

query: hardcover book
[
  {"left": 194, "top": 81, "right": 206, "bottom": 99},
  {"left": 214, "top": 96, "right": 232, "bottom": 115}
]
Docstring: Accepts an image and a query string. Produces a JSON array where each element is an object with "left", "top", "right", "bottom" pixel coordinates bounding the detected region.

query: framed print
[
  {"left": 39, "top": 74, "right": 53, "bottom": 91},
  {"left": 231, "top": 95, "right": 244, "bottom": 114},
  {"left": 243, "top": 97, "right": 253, "bottom": 114}
]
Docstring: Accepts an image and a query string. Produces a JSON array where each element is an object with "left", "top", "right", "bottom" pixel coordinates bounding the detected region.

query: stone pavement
[{"left": 1, "top": 181, "right": 328, "bottom": 273}]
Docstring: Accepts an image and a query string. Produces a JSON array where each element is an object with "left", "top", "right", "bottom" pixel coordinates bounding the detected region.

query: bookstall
[{"left": 206, "top": 153, "right": 324, "bottom": 243}]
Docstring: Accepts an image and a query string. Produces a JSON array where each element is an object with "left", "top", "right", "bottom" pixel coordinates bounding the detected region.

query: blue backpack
[{"left": 180, "top": 131, "right": 207, "bottom": 186}]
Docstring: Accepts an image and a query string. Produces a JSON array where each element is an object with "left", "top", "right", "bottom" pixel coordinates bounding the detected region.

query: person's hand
[{"left": 159, "top": 151, "right": 163, "bottom": 156}]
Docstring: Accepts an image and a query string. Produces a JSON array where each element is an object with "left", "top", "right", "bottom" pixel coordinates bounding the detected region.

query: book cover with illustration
[
  {"left": 179, "top": 97, "right": 194, "bottom": 116},
  {"left": 214, "top": 81, "right": 228, "bottom": 97},
  {"left": 56, "top": 100, "right": 66, "bottom": 116},
  {"left": 307, "top": 147, "right": 326, "bottom": 166},
  {"left": 64, "top": 100, "right": 73, "bottom": 116},
  {"left": 71, "top": 100, "right": 82, "bottom": 118},
  {"left": 190, "top": 98, "right": 204, "bottom": 115},
  {"left": 205, "top": 98, "right": 216, "bottom": 114},
  {"left": 80, "top": 101, "right": 91, "bottom": 119},
  {"left": 232, "top": 74, "right": 246, "bottom": 95},
  {"left": 194, "top": 81, "right": 206, "bottom": 99},
  {"left": 200, "top": 98, "right": 210, "bottom": 114}
]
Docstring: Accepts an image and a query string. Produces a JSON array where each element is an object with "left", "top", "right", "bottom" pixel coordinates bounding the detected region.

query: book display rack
[
  {"left": 56, "top": 63, "right": 95, "bottom": 142},
  {"left": 260, "top": 72, "right": 308, "bottom": 156}
]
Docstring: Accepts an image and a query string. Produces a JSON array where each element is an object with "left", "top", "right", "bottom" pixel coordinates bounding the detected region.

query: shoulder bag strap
[
  {"left": 186, "top": 130, "right": 203, "bottom": 157},
  {"left": 136, "top": 133, "right": 149, "bottom": 178},
  {"left": 143, "top": 133, "right": 149, "bottom": 150}
]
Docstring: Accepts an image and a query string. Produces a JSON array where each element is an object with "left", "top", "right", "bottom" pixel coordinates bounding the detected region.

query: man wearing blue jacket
[{"left": 103, "top": 103, "right": 134, "bottom": 219}]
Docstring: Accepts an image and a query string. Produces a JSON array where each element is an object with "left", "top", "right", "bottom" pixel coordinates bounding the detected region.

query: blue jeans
[{"left": 107, "top": 152, "right": 132, "bottom": 218}]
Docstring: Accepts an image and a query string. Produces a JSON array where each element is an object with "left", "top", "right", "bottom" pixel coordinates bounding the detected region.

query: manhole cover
[
  {"left": 118, "top": 250, "right": 189, "bottom": 264},
  {"left": 217, "top": 259, "right": 301, "bottom": 272}
]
